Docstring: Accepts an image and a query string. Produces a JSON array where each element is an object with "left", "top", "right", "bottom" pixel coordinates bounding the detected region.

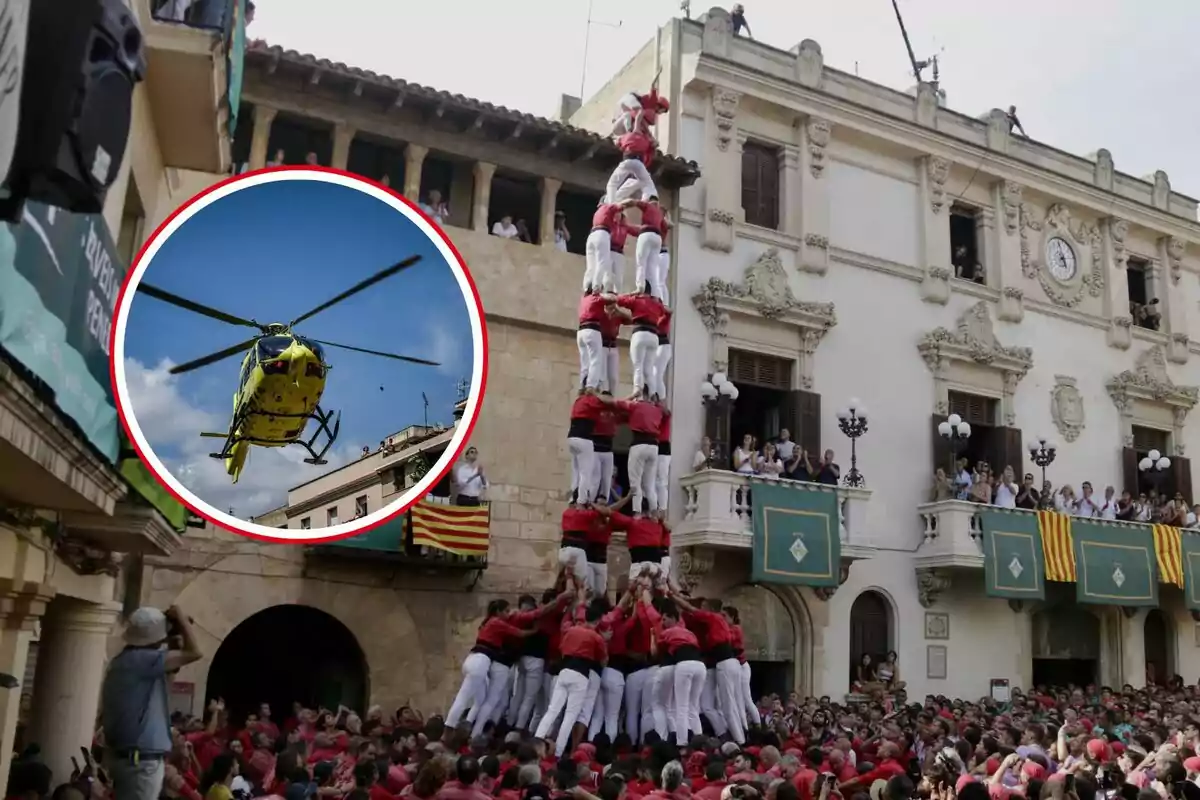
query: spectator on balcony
[
  {"left": 693, "top": 436, "right": 714, "bottom": 471},
  {"left": 786, "top": 448, "right": 813, "bottom": 482},
  {"left": 492, "top": 215, "right": 520, "bottom": 240},
  {"left": 1038, "top": 480, "right": 1054, "bottom": 510},
  {"left": 452, "top": 447, "right": 487, "bottom": 506},
  {"left": 421, "top": 191, "right": 450, "bottom": 226},
  {"left": 1015, "top": 473, "right": 1039, "bottom": 510},
  {"left": 814, "top": 450, "right": 839, "bottom": 485},
  {"left": 1053, "top": 484, "right": 1076, "bottom": 514},
  {"left": 733, "top": 434, "right": 757, "bottom": 475},
  {"left": 1075, "top": 482, "right": 1099, "bottom": 518},
  {"left": 1098, "top": 486, "right": 1118, "bottom": 520},
  {"left": 952, "top": 458, "right": 973, "bottom": 501},
  {"left": 553, "top": 212, "right": 571, "bottom": 253},
  {"left": 877, "top": 651, "right": 906, "bottom": 694},
  {"left": 1116, "top": 490, "right": 1136, "bottom": 521},
  {"left": 730, "top": 4, "right": 752, "bottom": 38},
  {"left": 968, "top": 467, "right": 992, "bottom": 504},
  {"left": 1163, "top": 495, "right": 1187, "bottom": 526},
  {"left": 305, "top": 152, "right": 320, "bottom": 166},
  {"left": 993, "top": 466, "right": 1018, "bottom": 509},
  {"left": 929, "top": 468, "right": 954, "bottom": 502},
  {"left": 267, "top": 149, "right": 285, "bottom": 167},
  {"left": 515, "top": 219, "right": 533, "bottom": 244},
  {"left": 1133, "top": 492, "right": 1152, "bottom": 522},
  {"left": 759, "top": 443, "right": 785, "bottom": 478}
]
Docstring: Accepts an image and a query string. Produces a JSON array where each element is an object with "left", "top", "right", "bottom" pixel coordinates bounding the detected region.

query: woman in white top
[
  {"left": 492, "top": 215, "right": 520, "bottom": 239},
  {"left": 732, "top": 434, "right": 757, "bottom": 474},
  {"left": 1054, "top": 485, "right": 1075, "bottom": 514},
  {"left": 452, "top": 447, "right": 488, "bottom": 505},
  {"left": 1134, "top": 493, "right": 1153, "bottom": 522},
  {"left": 993, "top": 466, "right": 1018, "bottom": 508},
  {"left": 758, "top": 442, "right": 785, "bottom": 478},
  {"left": 693, "top": 436, "right": 714, "bottom": 470},
  {"left": 554, "top": 211, "right": 570, "bottom": 252}
]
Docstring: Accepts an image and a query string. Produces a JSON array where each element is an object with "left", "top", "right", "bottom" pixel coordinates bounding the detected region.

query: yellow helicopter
[{"left": 137, "top": 255, "right": 440, "bottom": 484}]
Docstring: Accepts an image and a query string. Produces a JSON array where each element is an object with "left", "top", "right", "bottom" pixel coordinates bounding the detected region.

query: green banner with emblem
[
  {"left": 750, "top": 480, "right": 839, "bottom": 587},
  {"left": 1181, "top": 532, "right": 1200, "bottom": 611},
  {"left": 1072, "top": 519, "right": 1158, "bottom": 607},
  {"left": 0, "top": 203, "right": 123, "bottom": 463},
  {"left": 977, "top": 508, "right": 1046, "bottom": 601}
]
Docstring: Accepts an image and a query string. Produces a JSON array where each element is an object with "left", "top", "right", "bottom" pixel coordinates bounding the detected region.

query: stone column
[
  {"left": 403, "top": 144, "right": 429, "bottom": 203},
  {"left": 330, "top": 124, "right": 357, "bottom": 172},
  {"left": 471, "top": 162, "right": 496, "bottom": 232},
  {"left": 538, "top": 177, "right": 562, "bottom": 247},
  {"left": 917, "top": 155, "right": 952, "bottom": 304},
  {"left": 248, "top": 105, "right": 278, "bottom": 170},
  {"left": 0, "top": 586, "right": 52, "bottom": 793},
  {"left": 797, "top": 116, "right": 831, "bottom": 275},
  {"left": 26, "top": 599, "right": 121, "bottom": 785},
  {"left": 780, "top": 144, "right": 802, "bottom": 238},
  {"left": 1102, "top": 217, "right": 1133, "bottom": 350},
  {"left": 1158, "top": 236, "right": 1189, "bottom": 363}
]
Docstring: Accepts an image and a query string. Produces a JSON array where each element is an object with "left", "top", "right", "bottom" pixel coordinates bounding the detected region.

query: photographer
[{"left": 100, "top": 605, "right": 203, "bottom": 800}]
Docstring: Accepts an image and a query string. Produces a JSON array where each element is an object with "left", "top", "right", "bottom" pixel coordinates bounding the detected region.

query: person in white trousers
[
  {"left": 606, "top": 131, "right": 658, "bottom": 205},
  {"left": 613, "top": 291, "right": 662, "bottom": 400},
  {"left": 559, "top": 498, "right": 619, "bottom": 587},
  {"left": 654, "top": 407, "right": 672, "bottom": 516},
  {"left": 583, "top": 200, "right": 634, "bottom": 293},
  {"left": 652, "top": 317, "right": 673, "bottom": 404},
  {"left": 723, "top": 605, "right": 761, "bottom": 728},
  {"left": 652, "top": 240, "right": 671, "bottom": 305},
  {"left": 614, "top": 396, "right": 664, "bottom": 516},
  {"left": 511, "top": 590, "right": 565, "bottom": 731},
  {"left": 632, "top": 199, "right": 664, "bottom": 300},
  {"left": 535, "top": 594, "right": 607, "bottom": 757},
  {"left": 566, "top": 388, "right": 610, "bottom": 506},
  {"left": 577, "top": 291, "right": 613, "bottom": 393},
  {"left": 673, "top": 594, "right": 747, "bottom": 744},
  {"left": 639, "top": 591, "right": 705, "bottom": 746},
  {"left": 590, "top": 398, "right": 619, "bottom": 508},
  {"left": 602, "top": 304, "right": 629, "bottom": 395}
]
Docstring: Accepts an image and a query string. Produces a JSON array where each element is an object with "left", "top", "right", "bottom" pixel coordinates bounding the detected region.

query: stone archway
[
  {"left": 1144, "top": 609, "right": 1174, "bottom": 685},
  {"left": 1031, "top": 604, "right": 1101, "bottom": 687},
  {"left": 206, "top": 605, "right": 368, "bottom": 721},
  {"left": 849, "top": 590, "right": 892, "bottom": 684},
  {"left": 722, "top": 584, "right": 810, "bottom": 700}
]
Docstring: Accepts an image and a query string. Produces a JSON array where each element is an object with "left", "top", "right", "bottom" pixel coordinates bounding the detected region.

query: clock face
[{"left": 1045, "top": 236, "right": 1078, "bottom": 281}]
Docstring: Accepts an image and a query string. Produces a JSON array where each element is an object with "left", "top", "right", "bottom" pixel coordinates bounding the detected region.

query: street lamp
[
  {"left": 700, "top": 371, "right": 739, "bottom": 468},
  {"left": 1027, "top": 436, "right": 1058, "bottom": 487},
  {"left": 836, "top": 398, "right": 869, "bottom": 487},
  {"left": 937, "top": 413, "right": 971, "bottom": 475},
  {"left": 1139, "top": 449, "right": 1171, "bottom": 492}
]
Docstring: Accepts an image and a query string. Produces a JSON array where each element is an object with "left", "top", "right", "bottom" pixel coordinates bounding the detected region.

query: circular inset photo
[{"left": 111, "top": 168, "right": 487, "bottom": 543}]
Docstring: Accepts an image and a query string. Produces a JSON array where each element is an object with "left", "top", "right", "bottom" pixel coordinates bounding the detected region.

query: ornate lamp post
[
  {"left": 1139, "top": 449, "right": 1171, "bottom": 492},
  {"left": 699, "top": 371, "right": 739, "bottom": 468},
  {"left": 1027, "top": 436, "right": 1058, "bottom": 487},
  {"left": 836, "top": 398, "right": 869, "bottom": 487},
  {"left": 936, "top": 413, "right": 971, "bottom": 475}
]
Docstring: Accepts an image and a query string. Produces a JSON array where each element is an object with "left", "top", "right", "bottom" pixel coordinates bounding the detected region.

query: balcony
[
  {"left": 135, "top": 0, "right": 243, "bottom": 172},
  {"left": 675, "top": 469, "right": 874, "bottom": 558},
  {"left": 915, "top": 500, "right": 986, "bottom": 569}
]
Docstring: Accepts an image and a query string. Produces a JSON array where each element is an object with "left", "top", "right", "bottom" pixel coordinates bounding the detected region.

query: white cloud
[
  {"left": 124, "top": 358, "right": 356, "bottom": 519},
  {"left": 424, "top": 322, "right": 470, "bottom": 377}
]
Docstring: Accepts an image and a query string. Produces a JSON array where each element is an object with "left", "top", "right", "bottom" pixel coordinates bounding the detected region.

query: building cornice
[{"left": 686, "top": 55, "right": 1200, "bottom": 244}]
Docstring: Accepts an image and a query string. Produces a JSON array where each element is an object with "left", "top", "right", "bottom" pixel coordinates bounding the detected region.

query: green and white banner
[{"left": 749, "top": 480, "right": 840, "bottom": 587}]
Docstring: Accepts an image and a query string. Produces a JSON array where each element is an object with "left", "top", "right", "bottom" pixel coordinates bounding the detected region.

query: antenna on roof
[
  {"left": 579, "top": 0, "right": 623, "bottom": 99},
  {"left": 891, "top": 0, "right": 940, "bottom": 92}
]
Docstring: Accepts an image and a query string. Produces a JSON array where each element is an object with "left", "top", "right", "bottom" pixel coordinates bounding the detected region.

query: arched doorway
[
  {"left": 849, "top": 590, "right": 892, "bottom": 683},
  {"left": 1144, "top": 609, "right": 1173, "bottom": 686},
  {"left": 723, "top": 585, "right": 798, "bottom": 701},
  {"left": 1031, "top": 602, "right": 1100, "bottom": 687},
  {"left": 207, "top": 605, "right": 368, "bottom": 721}
]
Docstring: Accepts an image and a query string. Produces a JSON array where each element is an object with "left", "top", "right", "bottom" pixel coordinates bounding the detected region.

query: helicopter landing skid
[{"left": 299, "top": 404, "right": 341, "bottom": 465}]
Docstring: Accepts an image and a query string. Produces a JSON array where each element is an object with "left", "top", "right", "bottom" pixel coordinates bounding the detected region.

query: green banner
[
  {"left": 750, "top": 480, "right": 839, "bottom": 587},
  {"left": 1072, "top": 519, "right": 1158, "bottom": 607},
  {"left": 0, "top": 203, "right": 123, "bottom": 463},
  {"left": 225, "top": 0, "right": 246, "bottom": 138},
  {"left": 977, "top": 508, "right": 1046, "bottom": 600},
  {"left": 119, "top": 434, "right": 189, "bottom": 533},
  {"left": 1181, "top": 532, "right": 1200, "bottom": 611},
  {"left": 326, "top": 517, "right": 406, "bottom": 550}
]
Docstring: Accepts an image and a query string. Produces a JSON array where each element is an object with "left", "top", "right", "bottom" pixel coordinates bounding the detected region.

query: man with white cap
[{"left": 101, "top": 605, "right": 202, "bottom": 800}]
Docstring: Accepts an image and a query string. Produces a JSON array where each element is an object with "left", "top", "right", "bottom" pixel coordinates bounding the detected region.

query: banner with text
[
  {"left": 0, "top": 203, "right": 123, "bottom": 463},
  {"left": 977, "top": 508, "right": 1046, "bottom": 601},
  {"left": 1072, "top": 519, "right": 1158, "bottom": 607},
  {"left": 750, "top": 480, "right": 840, "bottom": 587}
]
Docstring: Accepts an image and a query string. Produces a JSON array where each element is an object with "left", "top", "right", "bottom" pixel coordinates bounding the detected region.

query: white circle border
[{"left": 111, "top": 168, "right": 487, "bottom": 543}]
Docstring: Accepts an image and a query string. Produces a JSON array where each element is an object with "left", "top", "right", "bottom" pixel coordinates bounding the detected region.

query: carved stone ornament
[
  {"left": 694, "top": 248, "right": 837, "bottom": 329},
  {"left": 806, "top": 117, "right": 831, "bottom": 179},
  {"left": 804, "top": 233, "right": 829, "bottom": 250},
  {"left": 708, "top": 208, "right": 735, "bottom": 225},
  {"left": 1050, "top": 375, "right": 1086, "bottom": 443},
  {"left": 1106, "top": 347, "right": 1199, "bottom": 447},
  {"left": 812, "top": 564, "right": 850, "bottom": 601},
  {"left": 1001, "top": 181, "right": 1022, "bottom": 235},
  {"left": 1166, "top": 237, "right": 1185, "bottom": 285},
  {"left": 675, "top": 547, "right": 715, "bottom": 593},
  {"left": 712, "top": 89, "right": 741, "bottom": 152},
  {"left": 917, "top": 301, "right": 1034, "bottom": 378},
  {"left": 1019, "top": 202, "right": 1104, "bottom": 308},
  {"left": 1109, "top": 218, "right": 1129, "bottom": 269},
  {"left": 917, "top": 568, "right": 952, "bottom": 608},
  {"left": 927, "top": 157, "right": 950, "bottom": 214}
]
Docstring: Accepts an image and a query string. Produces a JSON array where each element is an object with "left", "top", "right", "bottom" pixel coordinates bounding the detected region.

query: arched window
[{"left": 849, "top": 590, "right": 891, "bottom": 682}]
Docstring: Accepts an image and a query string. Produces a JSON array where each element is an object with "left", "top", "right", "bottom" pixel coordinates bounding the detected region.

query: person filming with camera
[{"left": 101, "top": 605, "right": 203, "bottom": 800}]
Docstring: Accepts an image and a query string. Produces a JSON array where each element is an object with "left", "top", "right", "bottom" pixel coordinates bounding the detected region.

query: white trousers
[
  {"left": 630, "top": 330, "right": 658, "bottom": 398},
  {"left": 653, "top": 343, "right": 673, "bottom": 401},
  {"left": 578, "top": 670, "right": 602, "bottom": 727},
  {"left": 583, "top": 229, "right": 612, "bottom": 292},
  {"left": 624, "top": 667, "right": 648, "bottom": 743},
  {"left": 614, "top": 92, "right": 642, "bottom": 134},
  {"left": 741, "top": 661, "right": 761, "bottom": 726},
  {"left": 588, "top": 561, "right": 608, "bottom": 596},
  {"left": 606, "top": 157, "right": 657, "bottom": 204},
  {"left": 655, "top": 453, "right": 672, "bottom": 512},
  {"left": 470, "top": 661, "right": 512, "bottom": 737},
  {"left": 628, "top": 560, "right": 662, "bottom": 581},
  {"left": 661, "top": 555, "right": 672, "bottom": 580},
  {"left": 638, "top": 665, "right": 660, "bottom": 743},
  {"left": 530, "top": 672, "right": 555, "bottom": 733},
  {"left": 446, "top": 651, "right": 490, "bottom": 726},
  {"left": 568, "top": 437, "right": 597, "bottom": 504},
  {"left": 701, "top": 668, "right": 728, "bottom": 735},
  {"left": 597, "top": 666, "right": 626, "bottom": 740},
  {"left": 627, "top": 442, "right": 659, "bottom": 515},
  {"left": 651, "top": 664, "right": 675, "bottom": 740},
  {"left": 610, "top": 252, "right": 625, "bottom": 294},
  {"left": 558, "top": 545, "right": 589, "bottom": 584},
  {"left": 634, "top": 232, "right": 662, "bottom": 295},
  {"left": 535, "top": 667, "right": 589, "bottom": 756},
  {"left": 604, "top": 347, "right": 619, "bottom": 394},
  {"left": 716, "top": 657, "right": 747, "bottom": 744},
  {"left": 577, "top": 329, "right": 605, "bottom": 390},
  {"left": 513, "top": 655, "right": 546, "bottom": 730},
  {"left": 653, "top": 250, "right": 670, "bottom": 305},
  {"left": 674, "top": 660, "right": 706, "bottom": 743},
  {"left": 592, "top": 450, "right": 615, "bottom": 504}
]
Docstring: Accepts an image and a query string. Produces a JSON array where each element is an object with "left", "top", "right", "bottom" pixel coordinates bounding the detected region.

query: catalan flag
[
  {"left": 410, "top": 501, "right": 490, "bottom": 557},
  {"left": 1152, "top": 524, "right": 1184, "bottom": 587},
  {"left": 1037, "top": 510, "right": 1076, "bottom": 582}
]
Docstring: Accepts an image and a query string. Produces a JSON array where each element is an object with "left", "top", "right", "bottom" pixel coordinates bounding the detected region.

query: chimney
[{"left": 556, "top": 94, "right": 582, "bottom": 123}]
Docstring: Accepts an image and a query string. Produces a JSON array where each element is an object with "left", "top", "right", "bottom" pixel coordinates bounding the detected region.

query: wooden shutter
[
  {"left": 1173, "top": 456, "right": 1193, "bottom": 503},
  {"left": 789, "top": 390, "right": 821, "bottom": 457},
  {"left": 994, "top": 427, "right": 1024, "bottom": 479},
  {"left": 932, "top": 414, "right": 955, "bottom": 475},
  {"left": 729, "top": 351, "right": 790, "bottom": 389},
  {"left": 741, "top": 143, "right": 780, "bottom": 230},
  {"left": 948, "top": 392, "right": 996, "bottom": 426},
  {"left": 1122, "top": 447, "right": 1140, "bottom": 496}
]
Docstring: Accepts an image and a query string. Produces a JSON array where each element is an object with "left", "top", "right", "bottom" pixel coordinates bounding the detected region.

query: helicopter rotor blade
[
  {"left": 311, "top": 338, "right": 441, "bottom": 367},
  {"left": 288, "top": 255, "right": 423, "bottom": 328},
  {"left": 137, "top": 284, "right": 264, "bottom": 330},
  {"left": 168, "top": 337, "right": 260, "bottom": 375}
]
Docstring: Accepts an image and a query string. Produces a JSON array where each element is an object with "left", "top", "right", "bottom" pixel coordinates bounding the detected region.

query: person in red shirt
[
  {"left": 723, "top": 606, "right": 762, "bottom": 729},
  {"left": 632, "top": 198, "right": 669, "bottom": 304},
  {"left": 613, "top": 394, "right": 664, "bottom": 516},
  {"left": 651, "top": 211, "right": 673, "bottom": 305},
  {"left": 433, "top": 757, "right": 492, "bottom": 800},
  {"left": 591, "top": 397, "right": 619, "bottom": 503},
  {"left": 614, "top": 292, "right": 666, "bottom": 402},
  {"left": 577, "top": 291, "right": 612, "bottom": 394},
  {"left": 534, "top": 591, "right": 608, "bottom": 757},
  {"left": 653, "top": 405, "right": 672, "bottom": 517},
  {"left": 561, "top": 497, "right": 621, "bottom": 590},
  {"left": 600, "top": 295, "right": 628, "bottom": 395},
  {"left": 605, "top": 131, "right": 657, "bottom": 205},
  {"left": 608, "top": 510, "right": 663, "bottom": 583},
  {"left": 638, "top": 591, "right": 705, "bottom": 747},
  {"left": 584, "top": 200, "right": 634, "bottom": 294},
  {"left": 650, "top": 306, "right": 672, "bottom": 403},
  {"left": 527, "top": 587, "right": 567, "bottom": 734},
  {"left": 567, "top": 388, "right": 613, "bottom": 508},
  {"left": 584, "top": 493, "right": 631, "bottom": 597},
  {"left": 672, "top": 592, "right": 746, "bottom": 744}
]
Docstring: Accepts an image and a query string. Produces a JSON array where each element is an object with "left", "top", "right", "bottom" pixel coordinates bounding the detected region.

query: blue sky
[{"left": 123, "top": 179, "right": 474, "bottom": 518}]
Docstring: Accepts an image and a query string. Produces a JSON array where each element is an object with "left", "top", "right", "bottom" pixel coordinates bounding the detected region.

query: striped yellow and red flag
[
  {"left": 410, "top": 501, "right": 490, "bottom": 557},
  {"left": 1037, "top": 510, "right": 1076, "bottom": 582},
  {"left": 1152, "top": 524, "right": 1184, "bottom": 587}
]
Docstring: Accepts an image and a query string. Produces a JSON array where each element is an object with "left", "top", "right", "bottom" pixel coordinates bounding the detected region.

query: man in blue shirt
[{"left": 101, "top": 606, "right": 203, "bottom": 800}]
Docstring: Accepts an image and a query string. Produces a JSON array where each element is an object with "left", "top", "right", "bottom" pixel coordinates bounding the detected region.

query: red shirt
[
  {"left": 637, "top": 202, "right": 668, "bottom": 236},
  {"left": 683, "top": 608, "right": 734, "bottom": 649},
  {"left": 641, "top": 604, "right": 700, "bottom": 655},
  {"left": 611, "top": 221, "right": 634, "bottom": 252},
  {"left": 434, "top": 781, "right": 491, "bottom": 800},
  {"left": 625, "top": 610, "right": 653, "bottom": 656},
  {"left": 600, "top": 307, "right": 623, "bottom": 341},
  {"left": 656, "top": 308, "right": 672, "bottom": 337},
  {"left": 606, "top": 609, "right": 634, "bottom": 658},
  {"left": 563, "top": 507, "right": 606, "bottom": 540},
  {"left": 185, "top": 732, "right": 224, "bottom": 772},
  {"left": 560, "top": 624, "right": 607, "bottom": 662},
  {"left": 617, "top": 293, "right": 665, "bottom": 326},
  {"left": 571, "top": 393, "right": 607, "bottom": 421},
  {"left": 586, "top": 515, "right": 617, "bottom": 548},
  {"left": 618, "top": 131, "right": 654, "bottom": 158},
  {"left": 695, "top": 784, "right": 728, "bottom": 800},
  {"left": 858, "top": 760, "right": 907, "bottom": 786},
  {"left": 615, "top": 399, "right": 664, "bottom": 436},
  {"left": 595, "top": 407, "right": 618, "bottom": 438},
  {"left": 658, "top": 411, "right": 671, "bottom": 444},
  {"left": 371, "top": 786, "right": 400, "bottom": 800},
  {"left": 592, "top": 203, "right": 624, "bottom": 231},
  {"left": 579, "top": 294, "right": 608, "bottom": 326},
  {"left": 476, "top": 610, "right": 535, "bottom": 649},
  {"left": 612, "top": 512, "right": 662, "bottom": 549}
]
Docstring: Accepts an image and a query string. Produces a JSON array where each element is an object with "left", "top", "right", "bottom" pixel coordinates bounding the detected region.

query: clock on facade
[{"left": 1045, "top": 236, "right": 1078, "bottom": 281}]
